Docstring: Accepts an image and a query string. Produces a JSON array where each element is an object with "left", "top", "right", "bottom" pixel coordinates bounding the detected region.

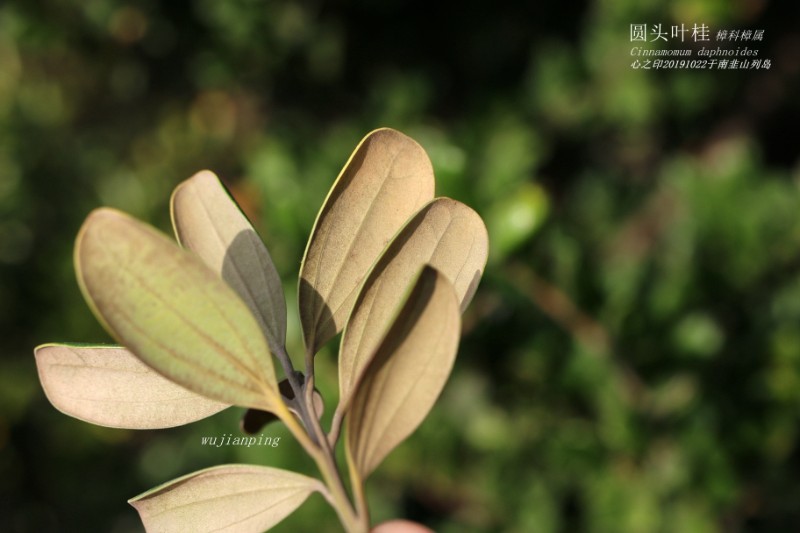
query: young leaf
[
  {"left": 346, "top": 266, "right": 461, "bottom": 478},
  {"left": 299, "top": 128, "right": 435, "bottom": 355},
  {"left": 240, "top": 377, "right": 325, "bottom": 434},
  {"left": 130, "top": 464, "right": 322, "bottom": 533},
  {"left": 171, "top": 170, "right": 288, "bottom": 356},
  {"left": 34, "top": 344, "right": 228, "bottom": 429},
  {"left": 338, "top": 198, "right": 488, "bottom": 411},
  {"left": 75, "top": 208, "right": 281, "bottom": 412},
  {"left": 240, "top": 407, "right": 279, "bottom": 434}
]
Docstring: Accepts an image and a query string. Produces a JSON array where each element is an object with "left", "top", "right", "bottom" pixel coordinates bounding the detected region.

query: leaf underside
[
  {"left": 299, "top": 128, "right": 435, "bottom": 355},
  {"left": 171, "top": 170, "right": 288, "bottom": 356},
  {"left": 346, "top": 266, "right": 461, "bottom": 479},
  {"left": 130, "top": 464, "right": 321, "bottom": 533},
  {"left": 338, "top": 198, "right": 488, "bottom": 409},
  {"left": 34, "top": 344, "right": 229, "bottom": 429},
  {"left": 75, "top": 208, "right": 280, "bottom": 411}
]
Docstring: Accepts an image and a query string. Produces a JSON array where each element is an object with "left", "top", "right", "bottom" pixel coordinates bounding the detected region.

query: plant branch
[
  {"left": 304, "top": 346, "right": 315, "bottom": 390},
  {"left": 279, "top": 390, "right": 368, "bottom": 532},
  {"left": 328, "top": 404, "right": 345, "bottom": 447},
  {"left": 345, "top": 441, "right": 369, "bottom": 524},
  {"left": 274, "top": 346, "right": 320, "bottom": 445},
  {"left": 273, "top": 344, "right": 298, "bottom": 380},
  {"left": 275, "top": 350, "right": 368, "bottom": 532}
]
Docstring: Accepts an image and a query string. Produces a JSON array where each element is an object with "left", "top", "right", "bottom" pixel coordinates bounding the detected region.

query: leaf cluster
[{"left": 34, "top": 129, "right": 488, "bottom": 532}]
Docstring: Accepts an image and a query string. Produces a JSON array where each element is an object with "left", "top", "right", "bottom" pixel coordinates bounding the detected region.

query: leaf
[
  {"left": 34, "top": 344, "right": 228, "bottom": 429},
  {"left": 130, "top": 464, "right": 322, "bottom": 533},
  {"left": 346, "top": 266, "right": 461, "bottom": 478},
  {"left": 338, "top": 198, "right": 487, "bottom": 410},
  {"left": 299, "top": 128, "right": 435, "bottom": 355},
  {"left": 75, "top": 208, "right": 281, "bottom": 412},
  {"left": 240, "top": 407, "right": 279, "bottom": 434},
  {"left": 171, "top": 170, "right": 288, "bottom": 356}
]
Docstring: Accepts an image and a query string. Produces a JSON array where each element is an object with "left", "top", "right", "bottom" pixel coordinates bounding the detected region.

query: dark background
[{"left": 2, "top": 0, "right": 800, "bottom": 531}]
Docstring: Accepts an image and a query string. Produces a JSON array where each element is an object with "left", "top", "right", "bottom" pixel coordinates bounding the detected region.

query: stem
[
  {"left": 310, "top": 374, "right": 370, "bottom": 531},
  {"left": 280, "top": 402, "right": 367, "bottom": 532},
  {"left": 277, "top": 402, "right": 318, "bottom": 456},
  {"left": 345, "top": 440, "right": 369, "bottom": 524},
  {"left": 317, "top": 440, "right": 366, "bottom": 532},
  {"left": 274, "top": 344, "right": 298, "bottom": 383},
  {"left": 304, "top": 346, "right": 315, "bottom": 390},
  {"left": 328, "top": 404, "right": 345, "bottom": 447},
  {"left": 274, "top": 347, "right": 369, "bottom": 532},
  {"left": 274, "top": 346, "right": 319, "bottom": 445}
]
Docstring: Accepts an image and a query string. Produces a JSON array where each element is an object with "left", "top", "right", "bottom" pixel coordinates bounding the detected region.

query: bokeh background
[{"left": 2, "top": 0, "right": 800, "bottom": 531}]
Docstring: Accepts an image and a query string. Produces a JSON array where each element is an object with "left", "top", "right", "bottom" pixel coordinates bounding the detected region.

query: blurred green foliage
[{"left": 1, "top": 0, "right": 800, "bottom": 531}]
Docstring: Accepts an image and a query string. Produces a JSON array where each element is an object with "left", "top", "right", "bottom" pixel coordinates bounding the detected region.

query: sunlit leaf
[
  {"left": 75, "top": 208, "right": 281, "bottom": 411},
  {"left": 338, "top": 198, "right": 487, "bottom": 410},
  {"left": 171, "top": 170, "right": 288, "bottom": 356},
  {"left": 299, "top": 128, "right": 435, "bottom": 355},
  {"left": 346, "top": 267, "right": 460, "bottom": 478},
  {"left": 34, "top": 344, "right": 228, "bottom": 429},
  {"left": 130, "top": 464, "right": 322, "bottom": 533}
]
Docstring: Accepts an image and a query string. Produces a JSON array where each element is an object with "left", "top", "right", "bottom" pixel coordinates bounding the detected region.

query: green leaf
[
  {"left": 34, "top": 344, "right": 228, "bottom": 429},
  {"left": 171, "top": 170, "right": 288, "bottom": 356},
  {"left": 338, "top": 198, "right": 487, "bottom": 411},
  {"left": 299, "top": 128, "right": 435, "bottom": 355},
  {"left": 75, "top": 208, "right": 281, "bottom": 411},
  {"left": 129, "top": 464, "right": 322, "bottom": 533},
  {"left": 346, "top": 266, "right": 461, "bottom": 479}
]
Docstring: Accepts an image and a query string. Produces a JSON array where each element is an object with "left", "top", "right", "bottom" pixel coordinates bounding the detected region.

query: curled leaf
[
  {"left": 130, "top": 464, "right": 322, "bottom": 533},
  {"left": 34, "top": 344, "right": 228, "bottom": 429},
  {"left": 171, "top": 170, "right": 288, "bottom": 356},
  {"left": 240, "top": 407, "right": 279, "bottom": 434},
  {"left": 339, "top": 198, "right": 487, "bottom": 410},
  {"left": 241, "top": 376, "right": 325, "bottom": 434},
  {"left": 299, "top": 128, "right": 435, "bottom": 355},
  {"left": 346, "top": 266, "right": 461, "bottom": 478},
  {"left": 75, "top": 208, "right": 280, "bottom": 412}
]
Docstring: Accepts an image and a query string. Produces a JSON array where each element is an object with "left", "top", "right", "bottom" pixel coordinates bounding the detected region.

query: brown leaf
[
  {"left": 171, "top": 170, "right": 287, "bottom": 356},
  {"left": 130, "top": 464, "right": 322, "bottom": 532},
  {"left": 338, "top": 198, "right": 487, "bottom": 410},
  {"left": 34, "top": 344, "right": 228, "bottom": 429},
  {"left": 346, "top": 267, "right": 461, "bottom": 478},
  {"left": 299, "top": 128, "right": 435, "bottom": 355}
]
